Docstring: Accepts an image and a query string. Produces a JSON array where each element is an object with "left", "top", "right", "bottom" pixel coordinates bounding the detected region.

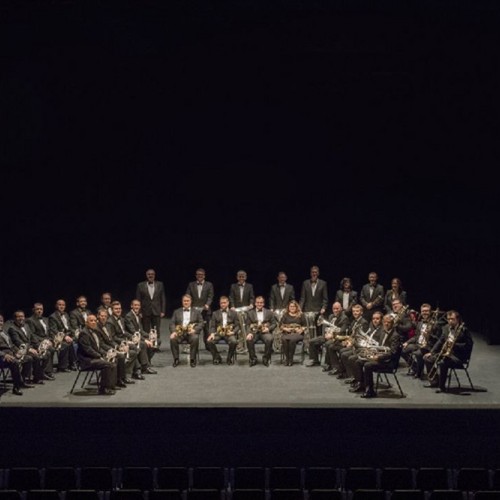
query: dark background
[{"left": 2, "top": 0, "right": 499, "bottom": 340}]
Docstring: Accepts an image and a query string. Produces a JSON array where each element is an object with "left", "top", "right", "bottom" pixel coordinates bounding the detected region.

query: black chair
[
  {"left": 269, "top": 489, "right": 304, "bottom": 499},
  {"left": 231, "top": 467, "right": 268, "bottom": 490},
  {"left": 304, "top": 467, "right": 339, "bottom": 491},
  {"left": 25, "top": 490, "right": 61, "bottom": 500},
  {"left": 148, "top": 490, "right": 183, "bottom": 500},
  {"left": 390, "top": 490, "right": 425, "bottom": 500},
  {"left": 119, "top": 467, "right": 155, "bottom": 490},
  {"left": 351, "top": 490, "right": 385, "bottom": 500},
  {"left": 156, "top": 467, "right": 190, "bottom": 491},
  {"left": 230, "top": 489, "right": 267, "bottom": 500},
  {"left": 307, "top": 490, "right": 342, "bottom": 500},
  {"left": 342, "top": 468, "right": 378, "bottom": 492},
  {"left": 474, "top": 492, "right": 500, "bottom": 499},
  {"left": 268, "top": 467, "right": 303, "bottom": 491},
  {"left": 185, "top": 489, "right": 222, "bottom": 500},
  {"left": 446, "top": 357, "right": 475, "bottom": 392},
  {"left": 427, "top": 490, "right": 464, "bottom": 500},
  {"left": 65, "top": 490, "right": 101, "bottom": 500},
  {"left": 455, "top": 467, "right": 491, "bottom": 492},
  {"left": 43, "top": 467, "right": 78, "bottom": 491},
  {"left": 80, "top": 467, "right": 115, "bottom": 491},
  {"left": 380, "top": 467, "right": 414, "bottom": 491},
  {"left": 191, "top": 467, "right": 228, "bottom": 490},
  {"left": 108, "top": 490, "right": 145, "bottom": 500},
  {"left": 69, "top": 361, "right": 101, "bottom": 394},
  {"left": 373, "top": 352, "right": 406, "bottom": 398},
  {"left": 5, "top": 468, "right": 42, "bottom": 491},
  {"left": 0, "top": 492, "right": 22, "bottom": 500},
  {"left": 415, "top": 468, "right": 451, "bottom": 491}
]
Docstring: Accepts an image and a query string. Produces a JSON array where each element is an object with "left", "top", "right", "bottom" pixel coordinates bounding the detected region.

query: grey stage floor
[{"left": 0, "top": 324, "right": 497, "bottom": 408}]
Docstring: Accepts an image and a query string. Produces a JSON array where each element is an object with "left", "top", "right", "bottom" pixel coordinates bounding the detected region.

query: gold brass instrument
[
  {"left": 175, "top": 323, "right": 196, "bottom": 335},
  {"left": 428, "top": 322, "right": 465, "bottom": 381},
  {"left": 16, "top": 343, "right": 28, "bottom": 363},
  {"left": 216, "top": 324, "right": 234, "bottom": 337},
  {"left": 38, "top": 338, "right": 53, "bottom": 358},
  {"left": 249, "top": 322, "right": 270, "bottom": 334},
  {"left": 391, "top": 304, "right": 409, "bottom": 326},
  {"left": 53, "top": 331, "right": 65, "bottom": 351},
  {"left": 280, "top": 322, "right": 304, "bottom": 334}
]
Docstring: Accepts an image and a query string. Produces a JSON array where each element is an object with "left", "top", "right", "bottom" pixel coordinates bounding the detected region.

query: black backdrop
[{"left": 2, "top": 0, "right": 499, "bottom": 341}]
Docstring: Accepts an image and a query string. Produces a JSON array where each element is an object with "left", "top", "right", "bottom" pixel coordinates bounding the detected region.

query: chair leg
[
  {"left": 392, "top": 373, "right": 406, "bottom": 398},
  {"left": 70, "top": 371, "right": 82, "bottom": 394},
  {"left": 464, "top": 367, "right": 475, "bottom": 390}
]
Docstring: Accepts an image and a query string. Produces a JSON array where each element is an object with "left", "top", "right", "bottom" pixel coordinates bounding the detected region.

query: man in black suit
[
  {"left": 48, "top": 299, "right": 78, "bottom": 372},
  {"left": 185, "top": 268, "right": 214, "bottom": 349},
  {"left": 360, "top": 271, "right": 385, "bottom": 321},
  {"left": 269, "top": 271, "right": 295, "bottom": 312},
  {"left": 169, "top": 294, "right": 203, "bottom": 367},
  {"left": 229, "top": 270, "right": 255, "bottom": 354},
  {"left": 77, "top": 314, "right": 117, "bottom": 395},
  {"left": 245, "top": 296, "right": 276, "bottom": 367},
  {"left": 69, "top": 295, "right": 93, "bottom": 335},
  {"left": 135, "top": 268, "right": 166, "bottom": 335}
]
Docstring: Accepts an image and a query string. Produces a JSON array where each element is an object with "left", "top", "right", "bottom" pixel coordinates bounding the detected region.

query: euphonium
[
  {"left": 249, "top": 322, "right": 269, "bottom": 334},
  {"left": 280, "top": 322, "right": 304, "bottom": 334},
  {"left": 216, "top": 324, "right": 234, "bottom": 337},
  {"left": 175, "top": 323, "right": 196, "bottom": 335}
]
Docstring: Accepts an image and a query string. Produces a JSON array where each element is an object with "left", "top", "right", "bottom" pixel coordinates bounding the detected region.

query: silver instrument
[
  {"left": 272, "top": 309, "right": 285, "bottom": 353},
  {"left": 53, "top": 331, "right": 65, "bottom": 351},
  {"left": 16, "top": 343, "right": 28, "bottom": 363},
  {"left": 357, "top": 344, "right": 391, "bottom": 361},
  {"left": 106, "top": 348, "right": 117, "bottom": 363},
  {"left": 149, "top": 326, "right": 159, "bottom": 349},
  {"left": 37, "top": 338, "right": 53, "bottom": 358}
]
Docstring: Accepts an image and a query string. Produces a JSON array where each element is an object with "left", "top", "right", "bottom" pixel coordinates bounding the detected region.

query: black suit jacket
[
  {"left": 77, "top": 326, "right": 106, "bottom": 367},
  {"left": 334, "top": 290, "right": 358, "bottom": 312},
  {"left": 245, "top": 308, "right": 277, "bottom": 333},
  {"left": 106, "top": 315, "right": 131, "bottom": 342},
  {"left": 69, "top": 308, "right": 92, "bottom": 331},
  {"left": 209, "top": 309, "right": 241, "bottom": 336},
  {"left": 124, "top": 311, "right": 147, "bottom": 336},
  {"left": 169, "top": 308, "right": 204, "bottom": 335},
  {"left": 7, "top": 322, "right": 37, "bottom": 349},
  {"left": 48, "top": 311, "right": 74, "bottom": 337},
  {"left": 229, "top": 283, "right": 255, "bottom": 309},
  {"left": 136, "top": 280, "right": 166, "bottom": 316},
  {"left": 269, "top": 283, "right": 295, "bottom": 310},
  {"left": 185, "top": 281, "right": 215, "bottom": 312},
  {"left": 431, "top": 324, "right": 473, "bottom": 363},
  {"left": 360, "top": 283, "right": 385, "bottom": 309},
  {"left": 26, "top": 315, "right": 51, "bottom": 344},
  {"left": 299, "top": 279, "right": 328, "bottom": 312}
]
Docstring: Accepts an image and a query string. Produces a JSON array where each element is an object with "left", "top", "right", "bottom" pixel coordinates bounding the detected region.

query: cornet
[{"left": 149, "top": 326, "right": 159, "bottom": 349}]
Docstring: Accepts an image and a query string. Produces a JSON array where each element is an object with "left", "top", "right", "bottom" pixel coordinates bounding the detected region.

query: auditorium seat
[
  {"left": 268, "top": 467, "right": 303, "bottom": 490},
  {"left": 230, "top": 467, "right": 268, "bottom": 490},
  {"left": 390, "top": 490, "right": 425, "bottom": 500},
  {"left": 191, "top": 467, "right": 228, "bottom": 490},
  {"left": 230, "top": 489, "right": 267, "bottom": 500},
  {"left": 0, "top": 491, "right": 22, "bottom": 500},
  {"left": 379, "top": 467, "right": 414, "bottom": 490},
  {"left": 474, "top": 492, "right": 500, "bottom": 499},
  {"left": 351, "top": 490, "right": 385, "bottom": 500},
  {"left": 304, "top": 467, "right": 339, "bottom": 491},
  {"left": 5, "top": 468, "right": 42, "bottom": 491},
  {"left": 342, "top": 468, "right": 378, "bottom": 492},
  {"left": 269, "top": 488, "right": 304, "bottom": 499},
  {"left": 148, "top": 490, "right": 183, "bottom": 500},
  {"left": 185, "top": 489, "right": 222, "bottom": 499},
  {"left": 119, "top": 467, "right": 155, "bottom": 490},
  {"left": 108, "top": 489, "right": 145, "bottom": 500},
  {"left": 455, "top": 467, "right": 491, "bottom": 492},
  {"left": 156, "top": 467, "right": 190, "bottom": 491},
  {"left": 415, "top": 468, "right": 451, "bottom": 491},
  {"left": 65, "top": 490, "right": 101, "bottom": 500},
  {"left": 427, "top": 490, "right": 464, "bottom": 500},
  {"left": 43, "top": 467, "right": 78, "bottom": 491},
  {"left": 25, "top": 490, "right": 61, "bottom": 500},
  {"left": 80, "top": 467, "right": 116, "bottom": 491},
  {"left": 491, "top": 469, "right": 500, "bottom": 490},
  {"left": 307, "top": 489, "right": 342, "bottom": 500}
]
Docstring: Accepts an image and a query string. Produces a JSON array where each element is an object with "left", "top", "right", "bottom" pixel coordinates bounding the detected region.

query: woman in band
[
  {"left": 279, "top": 300, "right": 307, "bottom": 366},
  {"left": 384, "top": 277, "right": 407, "bottom": 314}
]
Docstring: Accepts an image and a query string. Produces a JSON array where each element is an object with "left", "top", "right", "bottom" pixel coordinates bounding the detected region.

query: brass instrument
[
  {"left": 280, "top": 322, "right": 304, "bottom": 334},
  {"left": 174, "top": 323, "right": 196, "bottom": 335},
  {"left": 149, "top": 326, "right": 159, "bottom": 348},
  {"left": 391, "top": 304, "right": 409, "bottom": 325},
  {"left": 316, "top": 316, "right": 349, "bottom": 341},
  {"left": 216, "top": 324, "right": 234, "bottom": 337},
  {"left": 106, "top": 347, "right": 117, "bottom": 363},
  {"left": 16, "top": 343, "right": 28, "bottom": 363},
  {"left": 357, "top": 345, "right": 391, "bottom": 361},
  {"left": 53, "top": 331, "right": 65, "bottom": 351},
  {"left": 249, "top": 322, "right": 270, "bottom": 334},
  {"left": 428, "top": 322, "right": 465, "bottom": 381},
  {"left": 38, "top": 338, "right": 53, "bottom": 358},
  {"left": 354, "top": 327, "right": 380, "bottom": 349},
  {"left": 272, "top": 309, "right": 285, "bottom": 352},
  {"left": 118, "top": 340, "right": 130, "bottom": 360},
  {"left": 131, "top": 331, "right": 141, "bottom": 349}
]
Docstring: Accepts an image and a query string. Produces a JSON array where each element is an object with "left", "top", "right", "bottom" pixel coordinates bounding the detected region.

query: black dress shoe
[
  {"left": 190, "top": 360, "right": 197, "bottom": 367},
  {"left": 249, "top": 358, "right": 257, "bottom": 367},
  {"left": 69, "top": 364, "right": 78, "bottom": 371},
  {"left": 349, "top": 384, "right": 365, "bottom": 393},
  {"left": 132, "top": 372, "right": 145, "bottom": 380},
  {"left": 173, "top": 359, "right": 180, "bottom": 367},
  {"left": 43, "top": 373, "right": 55, "bottom": 380},
  {"left": 34, "top": 379, "right": 45, "bottom": 385},
  {"left": 98, "top": 388, "right": 116, "bottom": 395},
  {"left": 330, "top": 368, "right": 341, "bottom": 375},
  {"left": 306, "top": 360, "right": 320, "bottom": 367},
  {"left": 435, "top": 388, "right": 447, "bottom": 394},
  {"left": 123, "top": 378, "right": 135, "bottom": 384},
  {"left": 59, "top": 368, "right": 72, "bottom": 373},
  {"left": 322, "top": 365, "right": 332, "bottom": 372},
  {"left": 227, "top": 358, "right": 234, "bottom": 365},
  {"left": 21, "top": 382, "right": 35, "bottom": 388},
  {"left": 213, "top": 357, "right": 221, "bottom": 365},
  {"left": 12, "top": 387, "right": 23, "bottom": 396},
  {"left": 116, "top": 381, "right": 127, "bottom": 388},
  {"left": 344, "top": 378, "right": 355, "bottom": 384},
  {"left": 262, "top": 357, "right": 270, "bottom": 367},
  {"left": 361, "top": 390, "right": 377, "bottom": 398},
  {"left": 336, "top": 372, "right": 347, "bottom": 379},
  {"left": 142, "top": 367, "right": 157, "bottom": 374}
]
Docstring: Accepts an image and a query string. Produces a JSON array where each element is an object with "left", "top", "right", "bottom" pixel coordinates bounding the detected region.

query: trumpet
[
  {"left": 106, "top": 348, "right": 117, "bottom": 363},
  {"left": 216, "top": 324, "right": 234, "bottom": 337},
  {"left": 118, "top": 340, "right": 130, "bottom": 360},
  {"left": 53, "top": 331, "right": 65, "bottom": 351},
  {"left": 131, "top": 331, "right": 141, "bottom": 348}
]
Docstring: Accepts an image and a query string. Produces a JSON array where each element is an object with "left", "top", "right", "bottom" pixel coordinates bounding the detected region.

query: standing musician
[
  {"left": 306, "top": 302, "right": 350, "bottom": 369},
  {"left": 229, "top": 269, "right": 255, "bottom": 354},
  {"left": 279, "top": 300, "right": 307, "bottom": 366},
  {"left": 384, "top": 277, "right": 408, "bottom": 314},
  {"left": 245, "top": 296, "right": 276, "bottom": 367},
  {"left": 360, "top": 271, "right": 385, "bottom": 321},
  {"left": 299, "top": 265, "right": 328, "bottom": 351},
  {"left": 269, "top": 271, "right": 296, "bottom": 312},
  {"left": 402, "top": 303, "right": 441, "bottom": 378},
  {"left": 135, "top": 268, "right": 166, "bottom": 336},
  {"left": 169, "top": 294, "right": 203, "bottom": 367},
  {"left": 328, "top": 303, "right": 368, "bottom": 377},
  {"left": 207, "top": 296, "right": 241, "bottom": 365},
  {"left": 359, "top": 314, "right": 402, "bottom": 398},
  {"left": 185, "top": 268, "right": 215, "bottom": 349},
  {"left": 77, "top": 314, "right": 117, "bottom": 395},
  {"left": 423, "top": 310, "right": 473, "bottom": 393},
  {"left": 334, "top": 277, "right": 358, "bottom": 319},
  {"left": 48, "top": 299, "right": 78, "bottom": 372}
]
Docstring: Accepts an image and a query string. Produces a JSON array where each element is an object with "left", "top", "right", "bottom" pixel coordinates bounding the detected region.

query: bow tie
[
  {"left": 183, "top": 309, "right": 190, "bottom": 312},
  {"left": 221, "top": 309, "right": 227, "bottom": 313},
  {"left": 197, "top": 282, "right": 203, "bottom": 286},
  {"left": 239, "top": 284, "right": 245, "bottom": 287}
]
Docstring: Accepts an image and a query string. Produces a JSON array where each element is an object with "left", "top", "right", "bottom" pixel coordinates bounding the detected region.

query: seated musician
[
  {"left": 245, "top": 296, "right": 276, "bottom": 367},
  {"left": 306, "top": 301, "right": 349, "bottom": 370},
  {"left": 391, "top": 298, "right": 413, "bottom": 342},
  {"left": 169, "top": 294, "right": 203, "bottom": 367},
  {"left": 423, "top": 310, "right": 473, "bottom": 393},
  {"left": 279, "top": 300, "right": 307, "bottom": 366},
  {"left": 207, "top": 296, "right": 240, "bottom": 365}
]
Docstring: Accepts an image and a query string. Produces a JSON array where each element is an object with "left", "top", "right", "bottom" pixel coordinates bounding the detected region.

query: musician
[
  {"left": 169, "top": 294, "right": 203, "bottom": 367},
  {"left": 185, "top": 268, "right": 214, "bottom": 349},
  {"left": 77, "top": 315, "right": 117, "bottom": 395},
  {"left": 334, "top": 277, "right": 358, "bottom": 318},
  {"left": 207, "top": 296, "right": 240, "bottom": 365},
  {"left": 0, "top": 314, "right": 34, "bottom": 395},
  {"left": 229, "top": 270, "right": 255, "bottom": 354},
  {"left": 125, "top": 299, "right": 158, "bottom": 373},
  {"left": 269, "top": 271, "right": 296, "bottom": 312},
  {"left": 391, "top": 298, "right": 413, "bottom": 341},
  {"left": 48, "top": 299, "right": 78, "bottom": 372},
  {"left": 327, "top": 304, "right": 368, "bottom": 378},
  {"left": 360, "top": 271, "right": 385, "bottom": 321},
  {"left": 245, "top": 296, "right": 276, "bottom": 367},
  {"left": 384, "top": 277, "right": 408, "bottom": 314},
  {"left": 69, "top": 295, "right": 93, "bottom": 334},
  {"left": 306, "top": 302, "right": 350, "bottom": 369},
  {"left": 402, "top": 303, "right": 441, "bottom": 378},
  {"left": 135, "top": 268, "right": 166, "bottom": 335},
  {"left": 7, "top": 310, "right": 49, "bottom": 384},
  {"left": 360, "top": 314, "right": 402, "bottom": 398},
  {"left": 98, "top": 292, "right": 114, "bottom": 316},
  {"left": 96, "top": 308, "right": 131, "bottom": 386},
  {"left": 344, "top": 310, "right": 383, "bottom": 392},
  {"left": 26, "top": 303, "right": 56, "bottom": 379},
  {"left": 106, "top": 301, "right": 145, "bottom": 380},
  {"left": 279, "top": 300, "right": 307, "bottom": 366},
  {"left": 423, "top": 310, "right": 473, "bottom": 393}
]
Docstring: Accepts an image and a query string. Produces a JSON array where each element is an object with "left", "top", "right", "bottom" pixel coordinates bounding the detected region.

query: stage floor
[{"left": 0, "top": 323, "right": 497, "bottom": 409}]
